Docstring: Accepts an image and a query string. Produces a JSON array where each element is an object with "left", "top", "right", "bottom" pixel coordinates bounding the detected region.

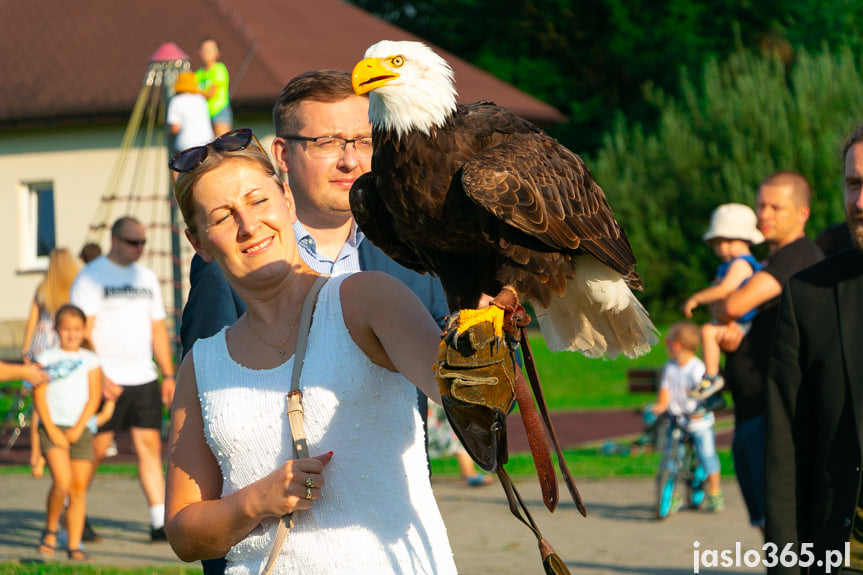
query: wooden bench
[{"left": 627, "top": 367, "right": 662, "bottom": 393}]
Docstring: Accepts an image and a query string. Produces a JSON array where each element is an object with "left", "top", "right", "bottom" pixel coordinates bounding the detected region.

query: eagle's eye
[{"left": 390, "top": 55, "right": 404, "bottom": 68}]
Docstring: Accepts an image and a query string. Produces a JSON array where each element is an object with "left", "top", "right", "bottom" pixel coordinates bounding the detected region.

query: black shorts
[{"left": 98, "top": 380, "right": 162, "bottom": 433}]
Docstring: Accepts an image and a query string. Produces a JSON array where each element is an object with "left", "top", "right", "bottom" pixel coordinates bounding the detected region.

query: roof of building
[{"left": 0, "top": 0, "right": 566, "bottom": 127}]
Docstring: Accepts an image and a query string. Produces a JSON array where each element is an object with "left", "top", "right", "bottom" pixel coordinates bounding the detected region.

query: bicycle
[{"left": 655, "top": 412, "right": 708, "bottom": 519}]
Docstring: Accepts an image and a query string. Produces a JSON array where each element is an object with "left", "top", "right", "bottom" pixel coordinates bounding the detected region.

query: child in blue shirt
[
  {"left": 33, "top": 304, "right": 101, "bottom": 561},
  {"left": 682, "top": 203, "right": 763, "bottom": 399}
]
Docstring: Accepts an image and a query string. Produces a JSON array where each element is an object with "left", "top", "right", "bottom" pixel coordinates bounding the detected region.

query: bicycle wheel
[
  {"left": 688, "top": 463, "right": 707, "bottom": 509},
  {"left": 656, "top": 469, "right": 677, "bottom": 519}
]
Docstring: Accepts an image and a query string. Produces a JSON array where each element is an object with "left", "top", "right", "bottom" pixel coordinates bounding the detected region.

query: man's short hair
[
  {"left": 841, "top": 124, "right": 863, "bottom": 167},
  {"left": 111, "top": 216, "right": 142, "bottom": 237},
  {"left": 667, "top": 321, "right": 701, "bottom": 353},
  {"left": 272, "top": 70, "right": 360, "bottom": 137},
  {"left": 760, "top": 171, "right": 812, "bottom": 207}
]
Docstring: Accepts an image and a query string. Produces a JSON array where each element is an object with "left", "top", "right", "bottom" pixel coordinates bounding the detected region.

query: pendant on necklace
[{"left": 277, "top": 349, "right": 285, "bottom": 357}]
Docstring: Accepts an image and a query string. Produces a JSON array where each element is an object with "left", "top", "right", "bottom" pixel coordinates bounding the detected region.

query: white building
[{"left": 0, "top": 0, "right": 564, "bottom": 356}]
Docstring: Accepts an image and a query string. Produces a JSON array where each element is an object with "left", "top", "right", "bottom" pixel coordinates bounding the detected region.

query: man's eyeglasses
[
  {"left": 281, "top": 135, "right": 373, "bottom": 158},
  {"left": 117, "top": 237, "right": 146, "bottom": 248},
  {"left": 169, "top": 128, "right": 265, "bottom": 173}
]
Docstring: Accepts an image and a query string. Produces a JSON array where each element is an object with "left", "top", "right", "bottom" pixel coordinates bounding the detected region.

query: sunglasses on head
[{"left": 169, "top": 129, "right": 265, "bottom": 173}]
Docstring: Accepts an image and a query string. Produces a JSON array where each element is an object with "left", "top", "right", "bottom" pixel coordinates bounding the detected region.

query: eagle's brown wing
[{"left": 460, "top": 132, "right": 643, "bottom": 289}]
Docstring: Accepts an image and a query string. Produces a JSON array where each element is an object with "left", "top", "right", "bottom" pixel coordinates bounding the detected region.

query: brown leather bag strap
[
  {"left": 496, "top": 467, "right": 572, "bottom": 575},
  {"left": 519, "top": 327, "right": 587, "bottom": 517},
  {"left": 262, "top": 275, "right": 328, "bottom": 575}
]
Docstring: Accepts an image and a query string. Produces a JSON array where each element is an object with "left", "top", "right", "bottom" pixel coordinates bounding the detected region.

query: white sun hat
[{"left": 703, "top": 203, "right": 765, "bottom": 244}]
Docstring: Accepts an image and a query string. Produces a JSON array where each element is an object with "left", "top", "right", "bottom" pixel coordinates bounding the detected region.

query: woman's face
[{"left": 186, "top": 159, "right": 297, "bottom": 282}]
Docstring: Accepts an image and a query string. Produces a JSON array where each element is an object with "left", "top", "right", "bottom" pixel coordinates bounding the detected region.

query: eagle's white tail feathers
[{"left": 535, "top": 256, "right": 659, "bottom": 359}]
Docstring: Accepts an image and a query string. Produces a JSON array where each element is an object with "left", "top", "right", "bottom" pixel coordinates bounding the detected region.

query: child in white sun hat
[{"left": 682, "top": 203, "right": 764, "bottom": 401}]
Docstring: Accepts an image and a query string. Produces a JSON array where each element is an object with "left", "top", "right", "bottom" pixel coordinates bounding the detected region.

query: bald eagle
[{"left": 351, "top": 40, "right": 657, "bottom": 359}]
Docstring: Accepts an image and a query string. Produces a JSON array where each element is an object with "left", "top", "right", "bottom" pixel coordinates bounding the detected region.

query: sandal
[
  {"left": 37, "top": 530, "right": 57, "bottom": 555},
  {"left": 67, "top": 548, "right": 92, "bottom": 562}
]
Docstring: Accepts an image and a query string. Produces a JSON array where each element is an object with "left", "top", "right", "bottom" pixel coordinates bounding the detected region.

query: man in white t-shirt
[{"left": 70, "top": 216, "right": 176, "bottom": 542}]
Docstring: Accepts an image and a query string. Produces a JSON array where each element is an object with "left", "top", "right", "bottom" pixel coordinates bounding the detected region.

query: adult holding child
[
  {"left": 713, "top": 171, "right": 823, "bottom": 534},
  {"left": 165, "top": 132, "right": 457, "bottom": 573}
]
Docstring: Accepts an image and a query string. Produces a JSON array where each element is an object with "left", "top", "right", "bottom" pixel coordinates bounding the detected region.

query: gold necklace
[{"left": 246, "top": 306, "right": 303, "bottom": 357}]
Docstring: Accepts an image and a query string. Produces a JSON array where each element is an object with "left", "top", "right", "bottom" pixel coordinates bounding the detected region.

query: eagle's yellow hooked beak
[{"left": 352, "top": 57, "right": 401, "bottom": 95}]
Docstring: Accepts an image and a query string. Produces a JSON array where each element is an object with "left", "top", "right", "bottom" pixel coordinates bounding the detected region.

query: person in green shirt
[{"left": 196, "top": 37, "right": 232, "bottom": 136}]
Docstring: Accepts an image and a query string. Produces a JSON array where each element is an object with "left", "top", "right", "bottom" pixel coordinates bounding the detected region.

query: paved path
[{"left": 1, "top": 473, "right": 763, "bottom": 574}]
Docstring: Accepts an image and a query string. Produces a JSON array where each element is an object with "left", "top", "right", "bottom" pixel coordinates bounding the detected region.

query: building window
[{"left": 20, "top": 181, "right": 55, "bottom": 269}]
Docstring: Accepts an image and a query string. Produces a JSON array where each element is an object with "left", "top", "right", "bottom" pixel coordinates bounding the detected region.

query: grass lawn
[
  {"left": 526, "top": 331, "right": 665, "bottom": 410},
  {"left": 431, "top": 446, "right": 736, "bottom": 478}
]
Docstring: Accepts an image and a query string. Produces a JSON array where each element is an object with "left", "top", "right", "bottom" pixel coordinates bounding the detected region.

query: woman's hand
[
  {"left": 247, "top": 452, "right": 333, "bottom": 519},
  {"left": 22, "top": 364, "right": 49, "bottom": 386}
]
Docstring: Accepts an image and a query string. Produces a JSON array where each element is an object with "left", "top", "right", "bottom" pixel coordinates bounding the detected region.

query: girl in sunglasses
[{"left": 165, "top": 130, "right": 457, "bottom": 574}]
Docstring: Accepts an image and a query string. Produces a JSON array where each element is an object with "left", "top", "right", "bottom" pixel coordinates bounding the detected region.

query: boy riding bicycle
[{"left": 652, "top": 321, "right": 723, "bottom": 512}]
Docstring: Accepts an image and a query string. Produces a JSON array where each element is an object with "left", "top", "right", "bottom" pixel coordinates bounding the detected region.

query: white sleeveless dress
[{"left": 192, "top": 275, "right": 457, "bottom": 575}]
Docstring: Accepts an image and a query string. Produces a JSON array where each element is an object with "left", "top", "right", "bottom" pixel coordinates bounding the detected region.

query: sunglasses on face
[
  {"left": 117, "top": 237, "right": 146, "bottom": 248},
  {"left": 169, "top": 129, "right": 265, "bottom": 173}
]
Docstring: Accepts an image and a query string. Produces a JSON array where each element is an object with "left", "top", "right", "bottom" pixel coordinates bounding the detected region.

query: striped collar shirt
[{"left": 292, "top": 220, "right": 364, "bottom": 275}]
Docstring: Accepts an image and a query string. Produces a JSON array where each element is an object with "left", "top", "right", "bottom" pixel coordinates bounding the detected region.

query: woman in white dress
[{"left": 165, "top": 130, "right": 456, "bottom": 575}]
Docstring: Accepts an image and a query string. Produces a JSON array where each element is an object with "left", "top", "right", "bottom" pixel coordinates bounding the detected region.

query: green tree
[
  {"left": 591, "top": 45, "right": 860, "bottom": 323},
  {"left": 348, "top": 0, "right": 860, "bottom": 153}
]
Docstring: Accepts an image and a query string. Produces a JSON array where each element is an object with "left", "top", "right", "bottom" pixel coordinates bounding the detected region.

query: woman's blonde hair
[
  {"left": 173, "top": 145, "right": 281, "bottom": 236},
  {"left": 36, "top": 248, "right": 80, "bottom": 315}
]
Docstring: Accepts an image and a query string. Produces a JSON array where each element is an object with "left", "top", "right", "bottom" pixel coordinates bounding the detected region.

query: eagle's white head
[{"left": 352, "top": 40, "right": 457, "bottom": 139}]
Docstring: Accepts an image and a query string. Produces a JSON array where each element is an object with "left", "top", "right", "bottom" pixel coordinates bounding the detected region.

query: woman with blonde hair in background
[{"left": 22, "top": 248, "right": 80, "bottom": 362}]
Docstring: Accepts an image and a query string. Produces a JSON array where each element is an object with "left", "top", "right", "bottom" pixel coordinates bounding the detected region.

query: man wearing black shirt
[{"left": 714, "top": 171, "right": 823, "bottom": 533}]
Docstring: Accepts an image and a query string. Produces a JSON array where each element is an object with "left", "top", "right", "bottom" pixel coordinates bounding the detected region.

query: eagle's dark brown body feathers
[
  {"left": 352, "top": 40, "right": 656, "bottom": 357},
  {"left": 351, "top": 100, "right": 641, "bottom": 311}
]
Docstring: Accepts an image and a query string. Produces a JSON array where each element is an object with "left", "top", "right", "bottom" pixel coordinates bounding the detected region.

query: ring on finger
[
  {"left": 304, "top": 475, "right": 316, "bottom": 489},
  {"left": 305, "top": 486, "right": 313, "bottom": 499}
]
